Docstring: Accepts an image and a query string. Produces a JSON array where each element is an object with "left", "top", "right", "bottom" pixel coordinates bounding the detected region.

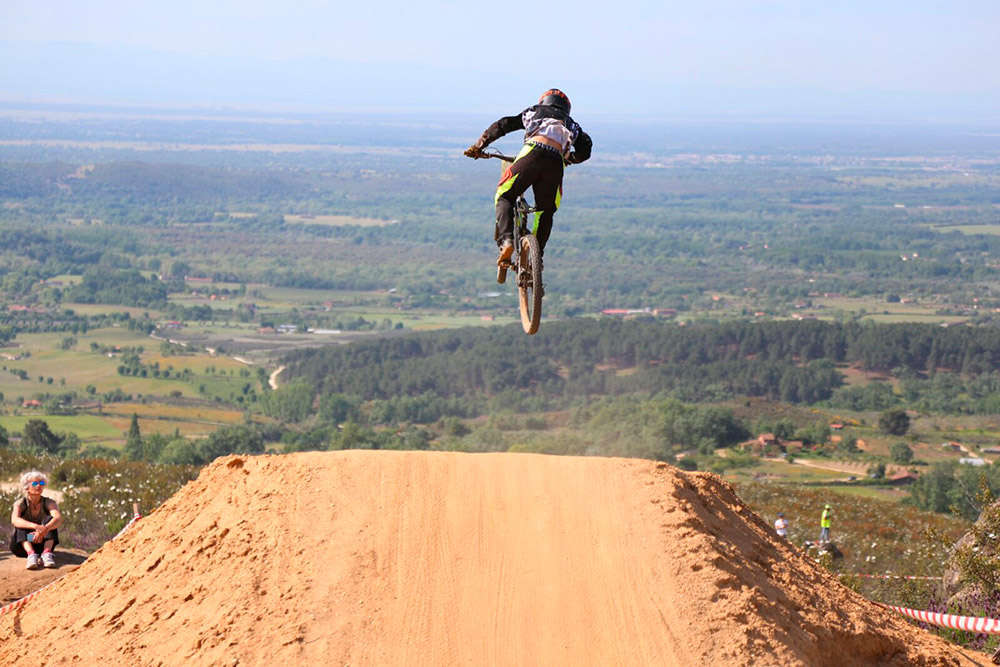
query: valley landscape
[{"left": 3, "top": 103, "right": 1000, "bottom": 661}]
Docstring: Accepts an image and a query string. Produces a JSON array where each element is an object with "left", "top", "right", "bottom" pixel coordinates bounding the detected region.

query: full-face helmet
[{"left": 538, "top": 89, "right": 571, "bottom": 114}]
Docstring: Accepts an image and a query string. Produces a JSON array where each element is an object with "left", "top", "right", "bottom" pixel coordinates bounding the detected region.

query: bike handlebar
[
  {"left": 478, "top": 148, "right": 572, "bottom": 167},
  {"left": 480, "top": 149, "right": 514, "bottom": 162}
]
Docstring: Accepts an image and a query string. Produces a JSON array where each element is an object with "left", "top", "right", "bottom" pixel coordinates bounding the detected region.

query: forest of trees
[
  {"left": 66, "top": 267, "right": 168, "bottom": 307},
  {"left": 276, "top": 319, "right": 1000, "bottom": 420}
]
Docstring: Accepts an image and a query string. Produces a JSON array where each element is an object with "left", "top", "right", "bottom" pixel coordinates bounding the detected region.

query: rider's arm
[
  {"left": 472, "top": 114, "right": 526, "bottom": 152},
  {"left": 565, "top": 129, "right": 592, "bottom": 164}
]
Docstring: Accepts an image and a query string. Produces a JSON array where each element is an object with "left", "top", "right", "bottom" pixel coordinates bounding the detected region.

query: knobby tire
[{"left": 518, "top": 234, "right": 543, "bottom": 334}]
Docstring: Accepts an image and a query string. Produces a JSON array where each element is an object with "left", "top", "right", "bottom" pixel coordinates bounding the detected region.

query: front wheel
[{"left": 517, "top": 234, "right": 543, "bottom": 334}]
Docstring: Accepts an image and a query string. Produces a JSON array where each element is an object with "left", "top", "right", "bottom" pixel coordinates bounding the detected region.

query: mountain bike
[{"left": 482, "top": 149, "right": 543, "bottom": 335}]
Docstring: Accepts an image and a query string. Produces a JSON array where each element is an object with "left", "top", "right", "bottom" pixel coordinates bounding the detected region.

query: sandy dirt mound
[{"left": 0, "top": 451, "right": 985, "bottom": 665}]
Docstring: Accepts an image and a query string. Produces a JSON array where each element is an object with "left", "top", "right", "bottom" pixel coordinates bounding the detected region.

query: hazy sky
[{"left": 2, "top": 0, "right": 999, "bottom": 120}]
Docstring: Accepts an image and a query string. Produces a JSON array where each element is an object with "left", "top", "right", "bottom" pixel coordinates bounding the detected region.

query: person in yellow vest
[{"left": 819, "top": 504, "right": 832, "bottom": 543}]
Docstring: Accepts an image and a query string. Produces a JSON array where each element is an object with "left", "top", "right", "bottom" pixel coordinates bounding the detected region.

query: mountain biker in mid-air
[{"left": 464, "top": 89, "right": 592, "bottom": 276}]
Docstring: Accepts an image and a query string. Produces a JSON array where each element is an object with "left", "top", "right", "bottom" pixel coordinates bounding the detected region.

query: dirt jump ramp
[{"left": 0, "top": 451, "right": 984, "bottom": 665}]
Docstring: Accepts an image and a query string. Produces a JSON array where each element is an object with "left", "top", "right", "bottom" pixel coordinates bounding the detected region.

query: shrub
[
  {"left": 879, "top": 408, "right": 910, "bottom": 436},
  {"left": 890, "top": 441, "right": 914, "bottom": 464}
]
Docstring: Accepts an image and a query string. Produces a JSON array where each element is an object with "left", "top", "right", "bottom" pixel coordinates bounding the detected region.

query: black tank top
[{"left": 20, "top": 497, "right": 52, "bottom": 522}]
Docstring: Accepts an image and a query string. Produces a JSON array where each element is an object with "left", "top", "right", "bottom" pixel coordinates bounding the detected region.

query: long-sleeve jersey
[{"left": 476, "top": 105, "right": 592, "bottom": 164}]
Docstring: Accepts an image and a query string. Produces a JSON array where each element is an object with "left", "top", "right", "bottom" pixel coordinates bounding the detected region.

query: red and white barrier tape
[
  {"left": 842, "top": 573, "right": 943, "bottom": 580},
  {"left": 0, "top": 578, "right": 60, "bottom": 616},
  {"left": 0, "top": 513, "right": 141, "bottom": 617},
  {"left": 111, "top": 513, "right": 142, "bottom": 541},
  {"left": 882, "top": 604, "right": 1000, "bottom": 635}
]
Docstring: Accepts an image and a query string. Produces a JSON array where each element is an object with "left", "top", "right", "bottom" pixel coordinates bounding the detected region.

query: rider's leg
[
  {"left": 495, "top": 198, "right": 515, "bottom": 246},
  {"left": 529, "top": 155, "right": 564, "bottom": 254},
  {"left": 494, "top": 145, "right": 543, "bottom": 254}
]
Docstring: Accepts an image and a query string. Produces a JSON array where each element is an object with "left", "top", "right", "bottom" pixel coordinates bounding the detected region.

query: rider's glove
[{"left": 464, "top": 141, "right": 486, "bottom": 159}]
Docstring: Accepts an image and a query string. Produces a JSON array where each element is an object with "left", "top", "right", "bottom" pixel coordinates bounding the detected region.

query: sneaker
[
  {"left": 25, "top": 553, "right": 41, "bottom": 570},
  {"left": 496, "top": 239, "right": 514, "bottom": 284},
  {"left": 41, "top": 551, "right": 56, "bottom": 568},
  {"left": 497, "top": 239, "right": 514, "bottom": 266}
]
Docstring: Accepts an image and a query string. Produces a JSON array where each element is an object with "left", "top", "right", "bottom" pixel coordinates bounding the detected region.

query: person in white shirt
[{"left": 774, "top": 512, "right": 789, "bottom": 538}]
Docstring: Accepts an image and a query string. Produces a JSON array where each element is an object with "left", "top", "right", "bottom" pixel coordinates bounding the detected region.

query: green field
[
  {"left": 62, "top": 303, "right": 163, "bottom": 318},
  {"left": 809, "top": 297, "right": 969, "bottom": 324},
  {"left": 0, "top": 414, "right": 123, "bottom": 442},
  {"left": 173, "top": 284, "right": 524, "bottom": 331},
  {"left": 0, "top": 327, "right": 252, "bottom": 403},
  {"left": 719, "top": 458, "right": 846, "bottom": 484},
  {"left": 1, "top": 402, "right": 248, "bottom": 448}
]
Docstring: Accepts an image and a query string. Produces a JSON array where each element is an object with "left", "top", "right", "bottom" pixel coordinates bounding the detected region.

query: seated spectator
[{"left": 9, "top": 471, "right": 62, "bottom": 569}]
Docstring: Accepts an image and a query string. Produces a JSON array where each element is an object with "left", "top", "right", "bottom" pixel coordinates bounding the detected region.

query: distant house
[
  {"left": 888, "top": 471, "right": 919, "bottom": 485},
  {"left": 21, "top": 399, "right": 42, "bottom": 408},
  {"left": 830, "top": 423, "right": 844, "bottom": 430},
  {"left": 982, "top": 447, "right": 1000, "bottom": 455},
  {"left": 783, "top": 440, "right": 805, "bottom": 454},
  {"left": 741, "top": 433, "right": 784, "bottom": 457},
  {"left": 960, "top": 457, "right": 988, "bottom": 467},
  {"left": 942, "top": 442, "right": 963, "bottom": 452}
]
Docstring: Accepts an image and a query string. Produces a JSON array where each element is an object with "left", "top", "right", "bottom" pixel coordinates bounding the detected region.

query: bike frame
[{"left": 481, "top": 149, "right": 544, "bottom": 334}]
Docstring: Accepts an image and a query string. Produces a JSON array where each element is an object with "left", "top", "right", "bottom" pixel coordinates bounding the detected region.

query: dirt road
[{"left": 268, "top": 365, "right": 285, "bottom": 389}]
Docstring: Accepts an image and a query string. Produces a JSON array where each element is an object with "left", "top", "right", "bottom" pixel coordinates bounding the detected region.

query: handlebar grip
[{"left": 483, "top": 150, "right": 514, "bottom": 162}]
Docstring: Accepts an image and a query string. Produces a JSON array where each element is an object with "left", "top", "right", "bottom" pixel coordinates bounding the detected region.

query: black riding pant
[{"left": 494, "top": 143, "right": 563, "bottom": 253}]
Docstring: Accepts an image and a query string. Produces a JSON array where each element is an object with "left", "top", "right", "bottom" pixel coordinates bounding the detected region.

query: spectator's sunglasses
[{"left": 30, "top": 480, "right": 46, "bottom": 487}]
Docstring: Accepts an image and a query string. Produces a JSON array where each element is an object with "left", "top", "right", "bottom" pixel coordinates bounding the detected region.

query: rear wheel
[{"left": 517, "top": 234, "right": 543, "bottom": 334}]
